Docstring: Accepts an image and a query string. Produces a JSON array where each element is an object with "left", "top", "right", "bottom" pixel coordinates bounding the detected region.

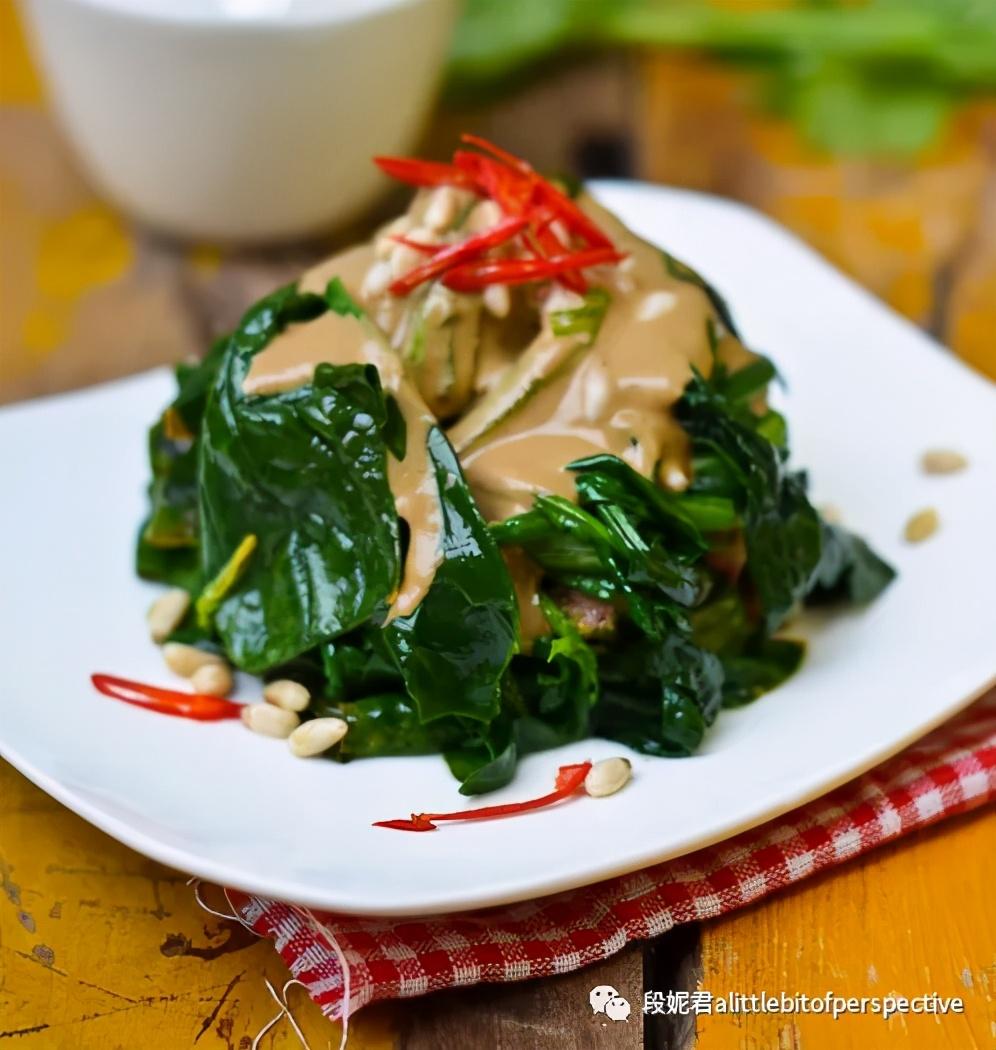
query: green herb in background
[{"left": 449, "top": 0, "right": 996, "bottom": 156}]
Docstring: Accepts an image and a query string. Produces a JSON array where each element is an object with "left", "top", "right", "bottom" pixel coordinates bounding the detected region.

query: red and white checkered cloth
[{"left": 227, "top": 689, "right": 996, "bottom": 1023}]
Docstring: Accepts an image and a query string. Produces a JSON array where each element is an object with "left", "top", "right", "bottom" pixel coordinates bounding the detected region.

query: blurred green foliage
[{"left": 449, "top": 0, "right": 996, "bottom": 156}]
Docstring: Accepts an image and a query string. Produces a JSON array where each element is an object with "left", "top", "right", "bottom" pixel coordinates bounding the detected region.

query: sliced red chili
[
  {"left": 374, "top": 136, "right": 619, "bottom": 296},
  {"left": 460, "top": 133, "right": 535, "bottom": 176},
  {"left": 442, "top": 248, "right": 623, "bottom": 292},
  {"left": 460, "top": 134, "right": 612, "bottom": 249},
  {"left": 390, "top": 234, "right": 440, "bottom": 254},
  {"left": 373, "top": 761, "right": 592, "bottom": 832},
  {"left": 389, "top": 215, "right": 529, "bottom": 296},
  {"left": 373, "top": 156, "right": 477, "bottom": 190},
  {"left": 528, "top": 222, "right": 589, "bottom": 295},
  {"left": 91, "top": 672, "right": 242, "bottom": 722},
  {"left": 538, "top": 183, "right": 613, "bottom": 249},
  {"left": 452, "top": 151, "right": 531, "bottom": 216}
]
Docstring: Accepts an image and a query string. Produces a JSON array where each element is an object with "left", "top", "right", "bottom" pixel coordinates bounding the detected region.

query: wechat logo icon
[{"left": 589, "top": 985, "right": 632, "bottom": 1022}]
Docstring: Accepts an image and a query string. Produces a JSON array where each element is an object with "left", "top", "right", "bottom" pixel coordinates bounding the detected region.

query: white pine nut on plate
[
  {"left": 263, "top": 679, "right": 310, "bottom": 712},
  {"left": 921, "top": 448, "right": 968, "bottom": 475},
  {"left": 585, "top": 757, "right": 632, "bottom": 798},
  {"left": 241, "top": 703, "right": 299, "bottom": 739},
  {"left": 162, "top": 642, "right": 224, "bottom": 678},
  {"left": 190, "top": 662, "right": 232, "bottom": 697},
  {"left": 146, "top": 588, "right": 190, "bottom": 643},
  {"left": 288, "top": 717, "right": 349, "bottom": 758},
  {"left": 904, "top": 507, "right": 940, "bottom": 544}
]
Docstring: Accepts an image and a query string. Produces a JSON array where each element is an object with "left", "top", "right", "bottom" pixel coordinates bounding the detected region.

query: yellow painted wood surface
[
  {"left": 697, "top": 810, "right": 996, "bottom": 1049},
  {"left": 2, "top": 3, "right": 994, "bottom": 1047},
  {"left": 0, "top": 761, "right": 400, "bottom": 1049}
]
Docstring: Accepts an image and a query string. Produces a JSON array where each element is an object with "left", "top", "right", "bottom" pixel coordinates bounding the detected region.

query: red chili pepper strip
[
  {"left": 528, "top": 222, "right": 589, "bottom": 295},
  {"left": 389, "top": 215, "right": 529, "bottom": 296},
  {"left": 373, "top": 761, "right": 592, "bottom": 832},
  {"left": 537, "top": 183, "right": 613, "bottom": 249},
  {"left": 452, "top": 151, "right": 532, "bottom": 217},
  {"left": 460, "top": 133, "right": 535, "bottom": 175},
  {"left": 442, "top": 248, "right": 624, "bottom": 293},
  {"left": 390, "top": 235, "right": 440, "bottom": 254},
  {"left": 91, "top": 673, "right": 242, "bottom": 722},
  {"left": 373, "top": 156, "right": 477, "bottom": 191},
  {"left": 459, "top": 134, "right": 613, "bottom": 249}
]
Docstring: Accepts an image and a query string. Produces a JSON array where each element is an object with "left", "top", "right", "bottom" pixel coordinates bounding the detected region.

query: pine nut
[
  {"left": 482, "top": 283, "right": 511, "bottom": 319},
  {"left": 921, "top": 449, "right": 968, "bottom": 475},
  {"left": 147, "top": 588, "right": 190, "bottom": 643},
  {"left": 241, "top": 703, "right": 299, "bottom": 739},
  {"left": 390, "top": 241, "right": 424, "bottom": 280},
  {"left": 584, "top": 757, "right": 632, "bottom": 798},
  {"left": 466, "top": 200, "right": 502, "bottom": 233},
  {"left": 361, "top": 260, "right": 392, "bottom": 299},
  {"left": 424, "top": 186, "right": 460, "bottom": 231},
  {"left": 190, "top": 662, "right": 233, "bottom": 697},
  {"left": 904, "top": 507, "right": 939, "bottom": 544},
  {"left": 423, "top": 284, "right": 457, "bottom": 328},
  {"left": 263, "top": 679, "right": 310, "bottom": 713},
  {"left": 288, "top": 717, "right": 348, "bottom": 758},
  {"left": 162, "top": 642, "right": 224, "bottom": 678},
  {"left": 374, "top": 215, "right": 412, "bottom": 258}
]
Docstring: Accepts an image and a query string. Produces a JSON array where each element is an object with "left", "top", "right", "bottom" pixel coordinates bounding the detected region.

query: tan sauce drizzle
[
  {"left": 448, "top": 196, "right": 722, "bottom": 522},
  {"left": 243, "top": 306, "right": 443, "bottom": 622},
  {"left": 241, "top": 192, "right": 751, "bottom": 643}
]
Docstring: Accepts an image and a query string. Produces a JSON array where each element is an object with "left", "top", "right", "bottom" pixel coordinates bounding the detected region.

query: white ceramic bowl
[{"left": 20, "top": 0, "right": 458, "bottom": 241}]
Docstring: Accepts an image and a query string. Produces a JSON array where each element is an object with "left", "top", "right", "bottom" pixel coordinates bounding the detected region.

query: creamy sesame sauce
[{"left": 241, "top": 191, "right": 747, "bottom": 640}]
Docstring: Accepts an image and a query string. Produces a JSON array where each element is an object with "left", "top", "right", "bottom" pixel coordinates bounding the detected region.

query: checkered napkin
[{"left": 227, "top": 690, "right": 996, "bottom": 1023}]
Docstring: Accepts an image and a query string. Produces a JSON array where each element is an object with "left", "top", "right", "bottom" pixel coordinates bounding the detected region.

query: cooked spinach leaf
[
  {"left": 507, "top": 594, "right": 599, "bottom": 755},
  {"left": 443, "top": 714, "right": 518, "bottom": 795},
  {"left": 677, "top": 371, "right": 823, "bottom": 631},
  {"left": 808, "top": 520, "right": 897, "bottom": 605},
  {"left": 137, "top": 336, "right": 229, "bottom": 588},
  {"left": 677, "top": 371, "right": 894, "bottom": 628},
  {"left": 313, "top": 694, "right": 444, "bottom": 759},
  {"left": 382, "top": 427, "right": 519, "bottom": 724},
  {"left": 198, "top": 285, "right": 401, "bottom": 672},
  {"left": 594, "top": 633, "right": 725, "bottom": 757},
  {"left": 720, "top": 636, "right": 805, "bottom": 708}
]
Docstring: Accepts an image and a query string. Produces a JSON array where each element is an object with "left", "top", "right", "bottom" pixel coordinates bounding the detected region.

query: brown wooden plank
[
  {"left": 643, "top": 924, "right": 702, "bottom": 1050},
  {"left": 398, "top": 943, "right": 644, "bottom": 1050}
]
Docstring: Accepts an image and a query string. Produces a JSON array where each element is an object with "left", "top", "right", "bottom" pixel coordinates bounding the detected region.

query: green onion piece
[
  {"left": 549, "top": 288, "right": 611, "bottom": 342},
  {"left": 195, "top": 534, "right": 257, "bottom": 629}
]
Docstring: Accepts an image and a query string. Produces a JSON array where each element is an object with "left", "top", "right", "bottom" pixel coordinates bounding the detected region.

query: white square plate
[{"left": 2, "top": 183, "right": 994, "bottom": 915}]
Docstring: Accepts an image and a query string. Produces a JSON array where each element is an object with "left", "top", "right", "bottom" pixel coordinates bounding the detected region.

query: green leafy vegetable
[
  {"left": 594, "top": 633, "right": 725, "bottom": 757},
  {"left": 136, "top": 186, "right": 895, "bottom": 796},
  {"left": 508, "top": 594, "right": 599, "bottom": 755},
  {"left": 136, "top": 336, "right": 228, "bottom": 590},
  {"left": 676, "top": 370, "right": 894, "bottom": 630},
  {"left": 677, "top": 371, "right": 823, "bottom": 631},
  {"left": 809, "top": 521, "right": 897, "bottom": 604},
  {"left": 198, "top": 285, "right": 402, "bottom": 671},
  {"left": 382, "top": 427, "right": 519, "bottom": 725}
]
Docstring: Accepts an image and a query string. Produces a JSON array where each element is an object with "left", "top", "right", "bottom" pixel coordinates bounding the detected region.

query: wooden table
[{"left": 2, "top": 5, "right": 994, "bottom": 1046}]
